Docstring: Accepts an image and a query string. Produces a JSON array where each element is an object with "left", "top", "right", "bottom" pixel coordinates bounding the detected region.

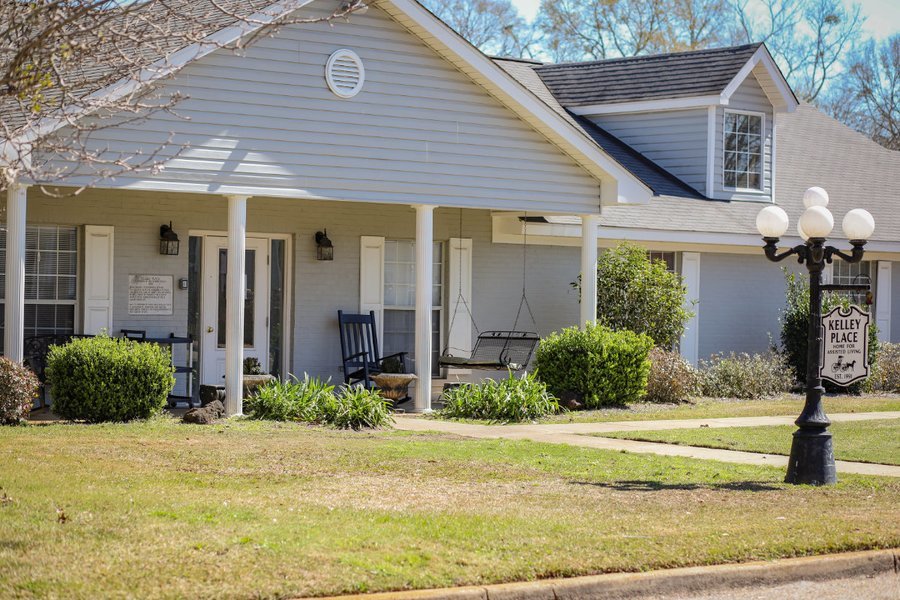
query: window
[
  {"left": 0, "top": 226, "right": 78, "bottom": 351},
  {"left": 648, "top": 251, "right": 677, "bottom": 273},
  {"left": 724, "top": 111, "right": 763, "bottom": 190},
  {"left": 383, "top": 240, "right": 443, "bottom": 376},
  {"left": 832, "top": 261, "right": 873, "bottom": 307}
]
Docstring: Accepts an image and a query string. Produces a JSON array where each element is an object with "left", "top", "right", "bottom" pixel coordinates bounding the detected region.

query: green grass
[
  {"left": 533, "top": 395, "right": 900, "bottom": 424},
  {"left": 1, "top": 416, "right": 899, "bottom": 599},
  {"left": 599, "top": 419, "right": 900, "bottom": 466}
]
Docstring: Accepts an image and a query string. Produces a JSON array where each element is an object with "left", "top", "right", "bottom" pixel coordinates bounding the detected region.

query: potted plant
[
  {"left": 242, "top": 357, "right": 275, "bottom": 398},
  {"left": 370, "top": 356, "right": 416, "bottom": 404}
]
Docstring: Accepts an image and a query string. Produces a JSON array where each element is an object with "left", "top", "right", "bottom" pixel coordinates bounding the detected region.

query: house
[{"left": 2, "top": 0, "right": 897, "bottom": 415}]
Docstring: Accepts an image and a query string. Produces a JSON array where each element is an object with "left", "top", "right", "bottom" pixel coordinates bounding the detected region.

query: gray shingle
[{"left": 534, "top": 44, "right": 762, "bottom": 106}]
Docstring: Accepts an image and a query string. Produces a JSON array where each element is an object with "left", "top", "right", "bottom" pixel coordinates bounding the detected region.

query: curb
[{"left": 309, "top": 548, "right": 898, "bottom": 600}]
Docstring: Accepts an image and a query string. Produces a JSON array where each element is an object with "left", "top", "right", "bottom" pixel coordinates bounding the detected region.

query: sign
[
  {"left": 128, "top": 275, "right": 174, "bottom": 316},
  {"left": 820, "top": 305, "right": 870, "bottom": 386}
]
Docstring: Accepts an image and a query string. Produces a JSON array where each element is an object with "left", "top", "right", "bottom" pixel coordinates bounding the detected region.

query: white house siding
[
  {"left": 24, "top": 189, "right": 580, "bottom": 383},
  {"left": 697, "top": 252, "right": 799, "bottom": 359},
  {"left": 713, "top": 74, "right": 774, "bottom": 202},
  {"left": 892, "top": 262, "right": 900, "bottom": 343},
  {"left": 43, "top": 2, "right": 600, "bottom": 214},
  {"left": 588, "top": 109, "right": 708, "bottom": 195}
]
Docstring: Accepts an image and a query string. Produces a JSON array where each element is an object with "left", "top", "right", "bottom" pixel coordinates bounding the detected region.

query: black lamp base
[{"left": 784, "top": 427, "right": 837, "bottom": 485}]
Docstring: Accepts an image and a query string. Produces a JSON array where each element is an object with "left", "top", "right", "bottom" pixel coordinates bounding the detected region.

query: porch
[{"left": 3, "top": 187, "right": 601, "bottom": 414}]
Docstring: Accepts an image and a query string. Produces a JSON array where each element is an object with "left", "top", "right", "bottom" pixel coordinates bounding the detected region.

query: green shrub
[
  {"left": 780, "top": 269, "right": 878, "bottom": 392},
  {"left": 321, "top": 385, "right": 393, "bottom": 430},
  {"left": 535, "top": 323, "right": 652, "bottom": 408},
  {"left": 245, "top": 375, "right": 334, "bottom": 421},
  {"left": 700, "top": 352, "right": 794, "bottom": 400},
  {"left": 574, "top": 242, "right": 693, "bottom": 348},
  {"left": 645, "top": 347, "right": 700, "bottom": 404},
  {"left": 0, "top": 357, "right": 40, "bottom": 425},
  {"left": 866, "top": 342, "right": 900, "bottom": 393},
  {"left": 47, "top": 336, "right": 175, "bottom": 422},
  {"left": 439, "top": 371, "right": 560, "bottom": 422}
]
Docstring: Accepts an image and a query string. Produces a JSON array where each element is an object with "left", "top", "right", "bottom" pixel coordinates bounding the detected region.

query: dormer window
[{"left": 723, "top": 110, "right": 764, "bottom": 191}]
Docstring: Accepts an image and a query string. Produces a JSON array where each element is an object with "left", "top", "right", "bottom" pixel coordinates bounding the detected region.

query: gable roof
[
  {"left": 494, "top": 57, "right": 704, "bottom": 200},
  {"left": 535, "top": 44, "right": 763, "bottom": 107},
  {"left": 3, "top": 0, "right": 654, "bottom": 206}
]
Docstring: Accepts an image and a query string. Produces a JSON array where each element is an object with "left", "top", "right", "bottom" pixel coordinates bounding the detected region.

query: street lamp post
[{"left": 755, "top": 187, "right": 875, "bottom": 485}]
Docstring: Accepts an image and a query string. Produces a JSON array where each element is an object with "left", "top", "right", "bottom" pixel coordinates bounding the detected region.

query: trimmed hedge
[
  {"left": 535, "top": 323, "right": 653, "bottom": 408},
  {"left": 0, "top": 357, "right": 40, "bottom": 425},
  {"left": 47, "top": 336, "right": 175, "bottom": 422},
  {"left": 700, "top": 352, "right": 794, "bottom": 400}
]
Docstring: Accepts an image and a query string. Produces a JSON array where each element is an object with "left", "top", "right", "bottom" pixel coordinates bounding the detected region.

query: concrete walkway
[{"left": 394, "top": 411, "right": 900, "bottom": 477}]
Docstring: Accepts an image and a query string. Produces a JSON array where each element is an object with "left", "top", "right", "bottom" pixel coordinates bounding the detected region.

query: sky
[{"left": 509, "top": 0, "right": 899, "bottom": 41}]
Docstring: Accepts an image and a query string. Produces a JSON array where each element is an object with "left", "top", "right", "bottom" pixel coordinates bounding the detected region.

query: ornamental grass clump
[
  {"left": 535, "top": 322, "right": 652, "bottom": 408},
  {"left": 0, "top": 357, "right": 40, "bottom": 425},
  {"left": 246, "top": 375, "right": 392, "bottom": 430},
  {"left": 47, "top": 336, "right": 175, "bottom": 422},
  {"left": 646, "top": 347, "right": 700, "bottom": 404},
  {"left": 700, "top": 352, "right": 794, "bottom": 400},
  {"left": 439, "top": 371, "right": 560, "bottom": 422},
  {"left": 245, "top": 375, "right": 334, "bottom": 422},
  {"left": 320, "top": 385, "right": 393, "bottom": 430}
]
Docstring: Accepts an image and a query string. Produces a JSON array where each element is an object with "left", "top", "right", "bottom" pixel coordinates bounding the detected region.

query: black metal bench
[
  {"left": 439, "top": 330, "right": 539, "bottom": 371},
  {"left": 24, "top": 334, "right": 93, "bottom": 408}
]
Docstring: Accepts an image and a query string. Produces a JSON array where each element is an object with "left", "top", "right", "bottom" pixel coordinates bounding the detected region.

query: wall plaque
[{"left": 128, "top": 274, "right": 174, "bottom": 316}]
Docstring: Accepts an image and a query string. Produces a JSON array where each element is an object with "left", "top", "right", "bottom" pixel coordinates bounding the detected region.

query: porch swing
[{"left": 439, "top": 210, "right": 540, "bottom": 371}]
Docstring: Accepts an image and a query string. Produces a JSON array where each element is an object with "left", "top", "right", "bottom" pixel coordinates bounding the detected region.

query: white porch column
[
  {"left": 580, "top": 214, "right": 599, "bottom": 327},
  {"left": 4, "top": 184, "right": 27, "bottom": 362},
  {"left": 225, "top": 195, "right": 248, "bottom": 416},
  {"left": 413, "top": 204, "right": 435, "bottom": 412}
]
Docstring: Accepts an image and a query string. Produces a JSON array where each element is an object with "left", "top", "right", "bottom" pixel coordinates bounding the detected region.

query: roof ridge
[{"left": 536, "top": 43, "right": 762, "bottom": 71}]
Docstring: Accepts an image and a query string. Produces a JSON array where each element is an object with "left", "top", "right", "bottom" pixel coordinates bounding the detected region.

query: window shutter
[
  {"left": 876, "top": 262, "right": 892, "bottom": 341},
  {"left": 83, "top": 225, "right": 114, "bottom": 334},
  {"left": 680, "top": 252, "right": 701, "bottom": 366},
  {"left": 359, "top": 236, "right": 385, "bottom": 341},
  {"left": 447, "top": 238, "right": 473, "bottom": 369}
]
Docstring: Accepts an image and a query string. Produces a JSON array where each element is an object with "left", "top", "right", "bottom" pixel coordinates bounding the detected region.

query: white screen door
[{"left": 200, "top": 236, "right": 269, "bottom": 385}]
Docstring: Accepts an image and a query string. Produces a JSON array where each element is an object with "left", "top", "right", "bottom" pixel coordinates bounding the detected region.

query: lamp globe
[
  {"left": 842, "top": 209, "right": 875, "bottom": 241},
  {"left": 799, "top": 205, "right": 834, "bottom": 239},
  {"left": 756, "top": 205, "right": 789, "bottom": 238},
  {"left": 797, "top": 221, "right": 809, "bottom": 241},
  {"left": 803, "top": 186, "right": 829, "bottom": 208}
]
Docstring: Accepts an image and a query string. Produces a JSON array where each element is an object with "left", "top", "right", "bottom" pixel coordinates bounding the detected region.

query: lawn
[
  {"left": 1, "top": 417, "right": 899, "bottom": 599},
  {"left": 535, "top": 395, "right": 900, "bottom": 424},
  {"left": 598, "top": 418, "right": 900, "bottom": 466}
]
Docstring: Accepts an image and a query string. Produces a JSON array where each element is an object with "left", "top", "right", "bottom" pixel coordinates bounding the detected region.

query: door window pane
[
  {"left": 217, "top": 248, "right": 256, "bottom": 348},
  {"left": 269, "top": 239, "right": 285, "bottom": 378}
]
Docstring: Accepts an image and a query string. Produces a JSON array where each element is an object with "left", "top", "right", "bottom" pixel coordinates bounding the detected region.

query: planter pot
[
  {"left": 370, "top": 373, "right": 417, "bottom": 403},
  {"left": 242, "top": 374, "right": 275, "bottom": 398}
]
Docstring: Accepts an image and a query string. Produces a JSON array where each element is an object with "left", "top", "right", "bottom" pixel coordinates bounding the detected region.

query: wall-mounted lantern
[
  {"left": 159, "top": 222, "right": 180, "bottom": 256},
  {"left": 315, "top": 230, "right": 334, "bottom": 261}
]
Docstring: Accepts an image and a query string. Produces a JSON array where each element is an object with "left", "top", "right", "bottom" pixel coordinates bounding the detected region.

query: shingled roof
[
  {"left": 533, "top": 44, "right": 763, "bottom": 106},
  {"left": 494, "top": 57, "right": 705, "bottom": 200}
]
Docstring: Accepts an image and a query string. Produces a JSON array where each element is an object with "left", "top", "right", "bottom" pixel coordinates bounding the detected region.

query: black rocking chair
[{"left": 337, "top": 310, "right": 409, "bottom": 389}]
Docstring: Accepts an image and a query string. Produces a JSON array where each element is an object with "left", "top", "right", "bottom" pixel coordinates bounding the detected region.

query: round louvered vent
[{"left": 325, "top": 49, "right": 365, "bottom": 98}]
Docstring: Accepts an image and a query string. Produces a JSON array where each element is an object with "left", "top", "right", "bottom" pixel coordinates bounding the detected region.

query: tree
[
  {"left": 574, "top": 242, "right": 693, "bottom": 349},
  {"left": 0, "top": 0, "right": 367, "bottom": 192},
  {"left": 729, "top": 0, "right": 864, "bottom": 101},
  {"left": 420, "top": 0, "right": 536, "bottom": 58},
  {"left": 536, "top": 0, "right": 731, "bottom": 62},
  {"left": 821, "top": 35, "right": 899, "bottom": 150}
]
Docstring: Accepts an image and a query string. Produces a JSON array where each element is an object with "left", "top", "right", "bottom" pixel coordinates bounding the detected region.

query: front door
[{"left": 200, "top": 236, "right": 270, "bottom": 385}]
